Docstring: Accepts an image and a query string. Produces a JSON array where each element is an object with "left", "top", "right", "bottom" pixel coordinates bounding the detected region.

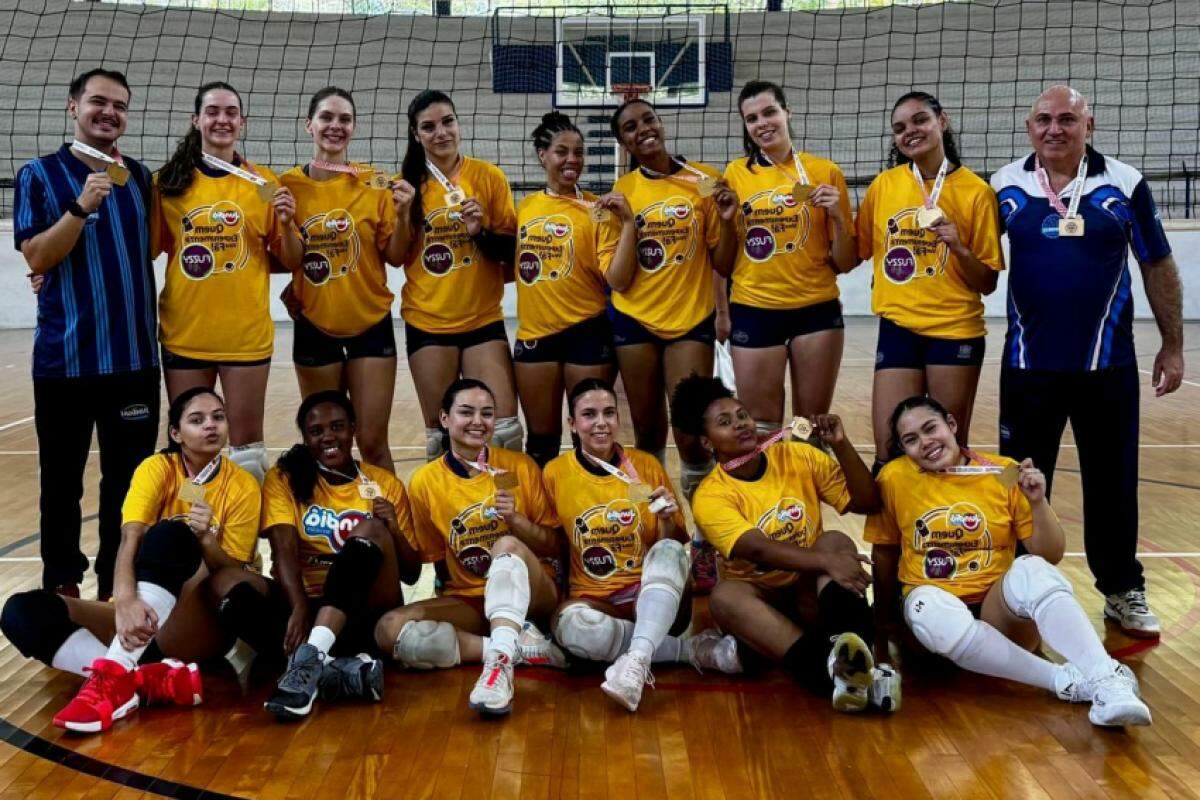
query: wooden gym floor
[{"left": 0, "top": 318, "right": 1197, "bottom": 799}]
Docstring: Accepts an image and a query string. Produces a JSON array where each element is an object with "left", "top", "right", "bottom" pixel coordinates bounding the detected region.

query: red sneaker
[
  {"left": 691, "top": 539, "right": 718, "bottom": 595},
  {"left": 136, "top": 659, "right": 202, "bottom": 707},
  {"left": 53, "top": 658, "right": 138, "bottom": 733}
]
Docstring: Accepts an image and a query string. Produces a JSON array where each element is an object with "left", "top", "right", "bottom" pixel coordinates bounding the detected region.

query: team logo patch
[
  {"left": 456, "top": 545, "right": 492, "bottom": 577},
  {"left": 923, "top": 547, "right": 957, "bottom": 580},
  {"left": 744, "top": 225, "right": 777, "bottom": 262},
  {"left": 581, "top": 545, "right": 617, "bottom": 578},
  {"left": 180, "top": 244, "right": 215, "bottom": 279},
  {"left": 449, "top": 498, "right": 506, "bottom": 577},
  {"left": 883, "top": 246, "right": 917, "bottom": 283},
  {"left": 774, "top": 192, "right": 797, "bottom": 208},
  {"left": 663, "top": 203, "right": 690, "bottom": 220},
  {"left": 301, "top": 505, "right": 368, "bottom": 552},
  {"left": 572, "top": 499, "right": 643, "bottom": 579},
  {"left": 544, "top": 220, "right": 570, "bottom": 238},
  {"left": 912, "top": 502, "right": 994, "bottom": 580},
  {"left": 518, "top": 251, "right": 542, "bottom": 284},
  {"left": 120, "top": 404, "right": 150, "bottom": 421},
  {"left": 1040, "top": 213, "right": 1063, "bottom": 239},
  {"left": 422, "top": 243, "right": 455, "bottom": 276},
  {"left": 211, "top": 208, "right": 240, "bottom": 227},
  {"left": 636, "top": 238, "right": 666, "bottom": 271},
  {"left": 303, "top": 251, "right": 333, "bottom": 285},
  {"left": 324, "top": 213, "right": 352, "bottom": 234},
  {"left": 754, "top": 497, "right": 810, "bottom": 547}
]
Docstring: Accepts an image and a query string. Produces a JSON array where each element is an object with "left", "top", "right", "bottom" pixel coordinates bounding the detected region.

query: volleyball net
[{"left": 0, "top": 0, "right": 1196, "bottom": 218}]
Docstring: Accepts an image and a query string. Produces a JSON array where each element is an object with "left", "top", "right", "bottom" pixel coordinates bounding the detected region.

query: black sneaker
[
  {"left": 264, "top": 643, "right": 323, "bottom": 720},
  {"left": 318, "top": 653, "right": 384, "bottom": 703}
]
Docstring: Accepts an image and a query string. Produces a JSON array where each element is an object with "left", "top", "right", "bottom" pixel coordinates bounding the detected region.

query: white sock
[
  {"left": 306, "top": 625, "right": 337, "bottom": 659},
  {"left": 105, "top": 581, "right": 176, "bottom": 671},
  {"left": 629, "top": 586, "right": 680, "bottom": 660},
  {"left": 1033, "top": 593, "right": 1117, "bottom": 681},
  {"left": 652, "top": 635, "right": 685, "bottom": 663},
  {"left": 52, "top": 628, "right": 108, "bottom": 677},
  {"left": 489, "top": 625, "right": 519, "bottom": 661},
  {"left": 948, "top": 619, "right": 1060, "bottom": 692}
]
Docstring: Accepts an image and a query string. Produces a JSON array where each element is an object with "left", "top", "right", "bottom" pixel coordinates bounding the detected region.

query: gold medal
[
  {"left": 444, "top": 188, "right": 466, "bottom": 207},
  {"left": 589, "top": 205, "right": 611, "bottom": 223},
  {"left": 105, "top": 163, "right": 130, "bottom": 186},
  {"left": 915, "top": 206, "right": 945, "bottom": 229},
  {"left": 257, "top": 180, "right": 280, "bottom": 202},
  {"left": 358, "top": 482, "right": 382, "bottom": 500},
  {"left": 494, "top": 471, "right": 520, "bottom": 491},
  {"left": 628, "top": 483, "right": 654, "bottom": 504},
  {"left": 365, "top": 174, "right": 392, "bottom": 190},
  {"left": 789, "top": 416, "right": 814, "bottom": 441},
  {"left": 178, "top": 482, "right": 205, "bottom": 504},
  {"left": 997, "top": 463, "right": 1020, "bottom": 490},
  {"left": 792, "top": 182, "right": 814, "bottom": 203},
  {"left": 1058, "top": 217, "right": 1085, "bottom": 237},
  {"left": 696, "top": 175, "right": 719, "bottom": 197}
]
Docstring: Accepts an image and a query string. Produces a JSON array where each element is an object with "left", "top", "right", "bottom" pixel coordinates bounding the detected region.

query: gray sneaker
[
  {"left": 1104, "top": 589, "right": 1161, "bottom": 638},
  {"left": 318, "top": 653, "right": 384, "bottom": 703},
  {"left": 1055, "top": 661, "right": 1140, "bottom": 703},
  {"left": 264, "top": 643, "right": 323, "bottom": 720}
]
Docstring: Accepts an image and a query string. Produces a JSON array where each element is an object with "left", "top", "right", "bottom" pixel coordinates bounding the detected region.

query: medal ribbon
[
  {"left": 453, "top": 446, "right": 510, "bottom": 478},
  {"left": 641, "top": 156, "right": 713, "bottom": 188},
  {"left": 426, "top": 158, "right": 461, "bottom": 193},
  {"left": 721, "top": 428, "right": 787, "bottom": 472},
  {"left": 309, "top": 159, "right": 363, "bottom": 176},
  {"left": 547, "top": 185, "right": 596, "bottom": 210},
  {"left": 1034, "top": 154, "right": 1088, "bottom": 219},
  {"left": 201, "top": 152, "right": 266, "bottom": 187},
  {"left": 185, "top": 455, "right": 221, "bottom": 485},
  {"left": 582, "top": 447, "right": 642, "bottom": 485},
  {"left": 70, "top": 139, "right": 124, "bottom": 167},
  {"left": 316, "top": 460, "right": 365, "bottom": 484},
  {"left": 910, "top": 158, "right": 948, "bottom": 210},
  {"left": 766, "top": 149, "right": 811, "bottom": 186},
  {"left": 938, "top": 448, "right": 1002, "bottom": 475}
]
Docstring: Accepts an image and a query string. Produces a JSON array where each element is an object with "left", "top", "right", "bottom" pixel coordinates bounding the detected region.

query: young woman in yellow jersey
[
  {"left": 153, "top": 81, "right": 304, "bottom": 482},
  {"left": 604, "top": 99, "right": 740, "bottom": 500},
  {"left": 854, "top": 92, "right": 1004, "bottom": 472},
  {"left": 724, "top": 81, "right": 857, "bottom": 431},
  {"left": 375, "top": 378, "right": 566, "bottom": 716},
  {"left": 394, "top": 90, "right": 522, "bottom": 461},
  {"left": 514, "top": 112, "right": 622, "bottom": 467},
  {"left": 867, "top": 397, "right": 1150, "bottom": 727},
  {"left": 279, "top": 87, "right": 409, "bottom": 471},
  {"left": 672, "top": 375, "right": 900, "bottom": 714},
  {"left": 1, "top": 388, "right": 262, "bottom": 733},
  {"left": 544, "top": 378, "right": 741, "bottom": 711}
]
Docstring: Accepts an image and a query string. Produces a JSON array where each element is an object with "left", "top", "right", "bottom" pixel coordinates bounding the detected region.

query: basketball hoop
[{"left": 611, "top": 83, "right": 652, "bottom": 103}]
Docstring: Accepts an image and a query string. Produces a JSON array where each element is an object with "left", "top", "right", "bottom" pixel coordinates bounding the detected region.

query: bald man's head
[
  {"left": 1026, "top": 84, "right": 1094, "bottom": 167},
  {"left": 1030, "top": 85, "right": 1091, "bottom": 119}
]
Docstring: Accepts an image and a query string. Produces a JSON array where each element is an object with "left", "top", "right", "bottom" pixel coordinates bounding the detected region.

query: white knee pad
[
  {"left": 1001, "top": 555, "right": 1073, "bottom": 619},
  {"left": 754, "top": 421, "right": 781, "bottom": 438},
  {"left": 425, "top": 428, "right": 445, "bottom": 461},
  {"left": 903, "top": 585, "right": 975, "bottom": 657},
  {"left": 491, "top": 416, "right": 524, "bottom": 452},
  {"left": 229, "top": 441, "right": 268, "bottom": 483},
  {"left": 484, "top": 552, "right": 531, "bottom": 626},
  {"left": 393, "top": 619, "right": 461, "bottom": 669},
  {"left": 553, "top": 604, "right": 629, "bottom": 662},
  {"left": 678, "top": 459, "right": 714, "bottom": 503},
  {"left": 641, "top": 539, "right": 689, "bottom": 603}
]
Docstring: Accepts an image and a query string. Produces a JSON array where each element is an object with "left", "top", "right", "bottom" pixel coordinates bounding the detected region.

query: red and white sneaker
[
  {"left": 136, "top": 659, "right": 202, "bottom": 707},
  {"left": 690, "top": 539, "right": 718, "bottom": 595},
  {"left": 53, "top": 658, "right": 138, "bottom": 734}
]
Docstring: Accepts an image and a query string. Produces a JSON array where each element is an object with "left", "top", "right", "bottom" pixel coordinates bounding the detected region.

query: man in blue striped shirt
[
  {"left": 14, "top": 69, "right": 160, "bottom": 601},
  {"left": 991, "top": 85, "right": 1184, "bottom": 638}
]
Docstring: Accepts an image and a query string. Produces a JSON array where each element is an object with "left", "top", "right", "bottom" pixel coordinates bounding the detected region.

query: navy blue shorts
[
  {"left": 160, "top": 347, "right": 271, "bottom": 370},
  {"left": 729, "top": 299, "right": 844, "bottom": 349},
  {"left": 609, "top": 306, "right": 716, "bottom": 348},
  {"left": 513, "top": 313, "right": 615, "bottom": 366},
  {"left": 404, "top": 320, "right": 508, "bottom": 357},
  {"left": 874, "top": 316, "right": 985, "bottom": 371},
  {"left": 293, "top": 313, "right": 396, "bottom": 367}
]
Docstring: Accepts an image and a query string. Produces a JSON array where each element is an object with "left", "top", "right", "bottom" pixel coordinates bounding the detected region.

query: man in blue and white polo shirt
[
  {"left": 991, "top": 85, "right": 1184, "bottom": 637},
  {"left": 14, "top": 69, "right": 160, "bottom": 601}
]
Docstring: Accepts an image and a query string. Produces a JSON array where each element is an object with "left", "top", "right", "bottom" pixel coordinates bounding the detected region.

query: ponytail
[
  {"left": 157, "top": 81, "right": 243, "bottom": 198},
  {"left": 401, "top": 89, "right": 455, "bottom": 231}
]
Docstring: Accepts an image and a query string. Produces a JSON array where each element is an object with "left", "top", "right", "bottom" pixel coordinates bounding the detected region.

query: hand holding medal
[
  {"left": 594, "top": 192, "right": 633, "bottom": 225},
  {"left": 911, "top": 158, "right": 949, "bottom": 229},
  {"left": 460, "top": 197, "right": 485, "bottom": 236},
  {"left": 70, "top": 139, "right": 129, "bottom": 186},
  {"left": 1014, "top": 458, "right": 1046, "bottom": 501},
  {"left": 391, "top": 179, "right": 417, "bottom": 215}
]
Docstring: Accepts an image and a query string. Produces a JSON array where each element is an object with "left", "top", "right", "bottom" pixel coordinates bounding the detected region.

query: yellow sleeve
[
  {"left": 702, "top": 173, "right": 722, "bottom": 250},
  {"left": 1011, "top": 486, "right": 1036, "bottom": 541},
  {"left": 519, "top": 459, "right": 559, "bottom": 529},
  {"left": 379, "top": 471, "right": 422, "bottom": 557},
  {"left": 375, "top": 187, "right": 397, "bottom": 252},
  {"left": 121, "top": 456, "right": 169, "bottom": 526},
  {"left": 219, "top": 473, "right": 263, "bottom": 563},
  {"left": 862, "top": 474, "right": 900, "bottom": 545},
  {"left": 486, "top": 166, "right": 518, "bottom": 237},
  {"left": 691, "top": 484, "right": 754, "bottom": 559},
  {"left": 806, "top": 447, "right": 852, "bottom": 514},
  {"left": 829, "top": 165, "right": 855, "bottom": 244},
  {"left": 855, "top": 178, "right": 876, "bottom": 262},
  {"left": 260, "top": 166, "right": 284, "bottom": 254},
  {"left": 595, "top": 215, "right": 621, "bottom": 275},
  {"left": 407, "top": 472, "right": 449, "bottom": 562},
  {"left": 965, "top": 185, "right": 1005, "bottom": 272},
  {"left": 260, "top": 468, "right": 299, "bottom": 532}
]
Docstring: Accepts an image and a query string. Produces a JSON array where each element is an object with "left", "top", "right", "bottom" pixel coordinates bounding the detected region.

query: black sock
[
  {"left": 781, "top": 632, "right": 833, "bottom": 693},
  {"left": 817, "top": 582, "right": 874, "bottom": 644}
]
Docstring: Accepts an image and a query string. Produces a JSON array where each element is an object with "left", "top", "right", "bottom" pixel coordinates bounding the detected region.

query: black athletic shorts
[
  {"left": 728, "top": 299, "right": 844, "bottom": 349},
  {"left": 513, "top": 313, "right": 615, "bottom": 366},
  {"left": 404, "top": 320, "right": 509, "bottom": 357},
  {"left": 160, "top": 347, "right": 271, "bottom": 370},
  {"left": 874, "top": 316, "right": 985, "bottom": 371},
  {"left": 293, "top": 313, "right": 397, "bottom": 367},
  {"left": 609, "top": 306, "right": 716, "bottom": 348}
]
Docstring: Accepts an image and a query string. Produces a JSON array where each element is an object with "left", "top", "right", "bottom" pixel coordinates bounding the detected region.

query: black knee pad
[
  {"left": 0, "top": 590, "right": 79, "bottom": 664},
  {"left": 218, "top": 581, "right": 287, "bottom": 655},
  {"left": 134, "top": 519, "right": 202, "bottom": 596},
  {"left": 525, "top": 433, "right": 561, "bottom": 467},
  {"left": 322, "top": 536, "right": 383, "bottom": 617}
]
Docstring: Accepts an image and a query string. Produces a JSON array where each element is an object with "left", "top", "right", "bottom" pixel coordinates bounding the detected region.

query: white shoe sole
[
  {"left": 60, "top": 694, "right": 138, "bottom": 734},
  {"left": 469, "top": 698, "right": 512, "bottom": 716},
  {"left": 1090, "top": 702, "right": 1152, "bottom": 727},
  {"left": 1103, "top": 607, "right": 1161, "bottom": 639},
  {"left": 264, "top": 694, "right": 315, "bottom": 719},
  {"left": 600, "top": 680, "right": 641, "bottom": 712}
]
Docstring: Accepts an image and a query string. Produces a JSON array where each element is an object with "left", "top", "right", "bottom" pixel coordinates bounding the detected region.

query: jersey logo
[
  {"left": 912, "top": 501, "right": 994, "bottom": 580},
  {"left": 634, "top": 195, "right": 699, "bottom": 272},
  {"left": 754, "top": 497, "right": 811, "bottom": 545},
  {"left": 300, "top": 208, "right": 362, "bottom": 285},
  {"left": 881, "top": 209, "right": 947, "bottom": 284},
  {"left": 517, "top": 214, "right": 576, "bottom": 285},
  {"left": 180, "top": 200, "right": 249, "bottom": 277},
  {"left": 449, "top": 498, "right": 506, "bottom": 576},
  {"left": 421, "top": 206, "right": 477, "bottom": 277},
  {"left": 301, "top": 505, "right": 369, "bottom": 552},
  {"left": 572, "top": 499, "right": 644, "bottom": 580},
  {"left": 741, "top": 185, "right": 811, "bottom": 262}
]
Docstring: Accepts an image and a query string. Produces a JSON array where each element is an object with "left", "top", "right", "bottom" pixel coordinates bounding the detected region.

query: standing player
[
  {"left": 855, "top": 91, "right": 1004, "bottom": 473},
  {"left": 279, "top": 87, "right": 409, "bottom": 471},
  {"left": 375, "top": 379, "right": 565, "bottom": 716},
  {"left": 991, "top": 85, "right": 1184, "bottom": 637},
  {"left": 724, "top": 80, "right": 857, "bottom": 432},
  {"left": 604, "top": 98, "right": 740, "bottom": 501},
  {"left": 513, "top": 112, "right": 620, "bottom": 466},
  {"left": 867, "top": 396, "right": 1150, "bottom": 726},
  {"left": 394, "top": 90, "right": 522, "bottom": 460},
  {"left": 672, "top": 375, "right": 899, "bottom": 713},
  {"left": 14, "top": 69, "right": 160, "bottom": 600},
  {"left": 153, "top": 81, "right": 304, "bottom": 482}
]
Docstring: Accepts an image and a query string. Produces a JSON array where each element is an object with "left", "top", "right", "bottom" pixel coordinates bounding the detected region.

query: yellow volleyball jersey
[
  {"left": 542, "top": 449, "right": 685, "bottom": 601},
  {"left": 280, "top": 167, "right": 397, "bottom": 337},
  {"left": 854, "top": 164, "right": 1003, "bottom": 339},
  {"left": 691, "top": 442, "right": 851, "bottom": 589},
  {"left": 152, "top": 162, "right": 282, "bottom": 360},
  {"left": 121, "top": 453, "right": 261, "bottom": 565},
  {"left": 400, "top": 157, "right": 517, "bottom": 334},
  {"left": 722, "top": 153, "right": 851, "bottom": 309},
  {"left": 599, "top": 161, "right": 721, "bottom": 338},
  {"left": 407, "top": 447, "right": 558, "bottom": 598},
  {"left": 514, "top": 190, "right": 610, "bottom": 340},
  {"left": 864, "top": 452, "right": 1035, "bottom": 604},
  {"left": 260, "top": 463, "right": 416, "bottom": 597}
]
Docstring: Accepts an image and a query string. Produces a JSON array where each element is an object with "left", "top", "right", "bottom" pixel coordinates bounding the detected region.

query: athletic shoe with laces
[
  {"left": 686, "top": 629, "right": 743, "bottom": 674},
  {"left": 1104, "top": 589, "right": 1161, "bottom": 638},
  {"left": 317, "top": 653, "right": 384, "bottom": 703},
  {"left": 53, "top": 658, "right": 138, "bottom": 734},
  {"left": 826, "top": 632, "right": 874, "bottom": 713},
  {"left": 514, "top": 621, "right": 567, "bottom": 668},
  {"left": 601, "top": 651, "right": 654, "bottom": 712},
  {"left": 264, "top": 643, "right": 324, "bottom": 720},
  {"left": 690, "top": 540, "right": 718, "bottom": 595},
  {"left": 469, "top": 651, "right": 515, "bottom": 715},
  {"left": 1055, "top": 661, "right": 1140, "bottom": 703},
  {"left": 1088, "top": 672, "right": 1152, "bottom": 727},
  {"left": 869, "top": 663, "right": 901, "bottom": 713},
  {"left": 136, "top": 659, "right": 202, "bottom": 707}
]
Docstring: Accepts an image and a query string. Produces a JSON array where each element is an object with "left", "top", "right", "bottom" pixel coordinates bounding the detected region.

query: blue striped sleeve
[
  {"left": 1128, "top": 179, "right": 1171, "bottom": 263},
  {"left": 13, "top": 163, "right": 51, "bottom": 248}
]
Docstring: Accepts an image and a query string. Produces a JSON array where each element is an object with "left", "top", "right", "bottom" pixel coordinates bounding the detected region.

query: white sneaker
[
  {"left": 601, "top": 651, "right": 654, "bottom": 712},
  {"left": 826, "top": 632, "right": 873, "bottom": 713},
  {"left": 1104, "top": 589, "right": 1161, "bottom": 638},
  {"left": 469, "top": 651, "right": 515, "bottom": 716},
  {"left": 686, "top": 629, "right": 743, "bottom": 674},
  {"left": 1055, "top": 662, "right": 1140, "bottom": 703},
  {"left": 870, "top": 663, "right": 901, "bottom": 713},
  {"left": 1088, "top": 673, "right": 1152, "bottom": 727},
  {"left": 514, "top": 622, "right": 567, "bottom": 669}
]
